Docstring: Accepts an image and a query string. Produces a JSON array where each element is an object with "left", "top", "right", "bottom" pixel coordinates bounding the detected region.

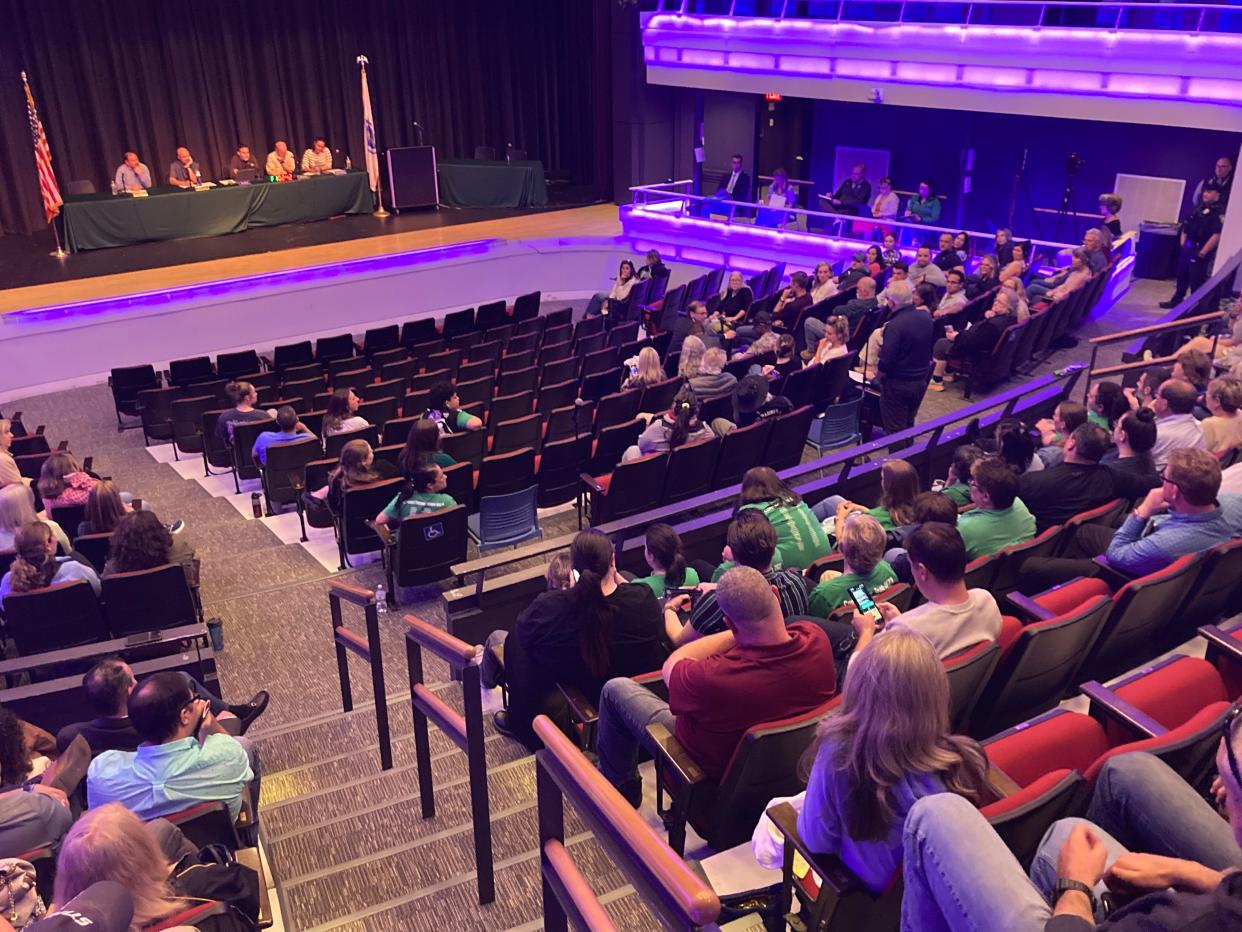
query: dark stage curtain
[{"left": 0, "top": 0, "right": 612, "bottom": 236}]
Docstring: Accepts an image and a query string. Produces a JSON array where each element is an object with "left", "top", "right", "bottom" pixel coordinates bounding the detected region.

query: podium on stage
[{"left": 386, "top": 146, "right": 439, "bottom": 211}]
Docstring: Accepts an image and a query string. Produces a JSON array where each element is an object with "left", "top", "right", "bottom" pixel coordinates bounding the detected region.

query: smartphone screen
[{"left": 848, "top": 584, "right": 883, "bottom": 622}]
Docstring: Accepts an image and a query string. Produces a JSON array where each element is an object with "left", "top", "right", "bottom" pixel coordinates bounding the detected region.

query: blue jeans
[
  {"left": 585, "top": 292, "right": 607, "bottom": 317},
  {"left": 595, "top": 677, "right": 675, "bottom": 802},
  {"left": 804, "top": 316, "right": 826, "bottom": 350},
  {"left": 811, "top": 495, "right": 846, "bottom": 523}
]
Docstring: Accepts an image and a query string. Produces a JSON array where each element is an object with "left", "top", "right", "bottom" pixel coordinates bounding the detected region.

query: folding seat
[
  {"left": 300, "top": 410, "right": 326, "bottom": 438},
  {"left": 660, "top": 436, "right": 722, "bottom": 505},
  {"left": 589, "top": 418, "right": 644, "bottom": 475},
  {"left": 259, "top": 436, "right": 323, "bottom": 528},
  {"left": 539, "top": 354, "right": 578, "bottom": 386},
  {"left": 593, "top": 389, "right": 642, "bottom": 434},
  {"left": 8, "top": 429, "right": 49, "bottom": 457},
  {"left": 49, "top": 504, "right": 86, "bottom": 537},
  {"left": 572, "top": 315, "right": 606, "bottom": 344},
  {"left": 230, "top": 418, "right": 277, "bottom": 487},
  {"left": 189, "top": 379, "right": 230, "bottom": 407},
  {"left": 468, "top": 339, "right": 504, "bottom": 364},
  {"left": 337, "top": 477, "right": 404, "bottom": 568},
  {"left": 805, "top": 392, "right": 863, "bottom": 455},
  {"left": 499, "top": 366, "right": 539, "bottom": 397},
  {"left": 1200, "top": 617, "right": 1242, "bottom": 697},
  {"left": 942, "top": 640, "right": 1002, "bottom": 732},
  {"left": 536, "top": 435, "right": 593, "bottom": 508},
  {"left": 487, "top": 391, "right": 534, "bottom": 428},
  {"left": 505, "top": 333, "right": 539, "bottom": 357},
  {"left": 442, "top": 307, "right": 476, "bottom": 338},
  {"left": 469, "top": 486, "right": 541, "bottom": 552},
  {"left": 363, "top": 325, "right": 401, "bottom": 357},
  {"left": 763, "top": 406, "right": 816, "bottom": 471},
  {"left": 327, "top": 356, "right": 370, "bottom": 381},
  {"left": 988, "top": 525, "right": 1063, "bottom": 595},
  {"left": 712, "top": 420, "right": 773, "bottom": 489},
  {"left": 380, "top": 357, "right": 419, "bottom": 382},
  {"left": 580, "top": 452, "right": 668, "bottom": 526},
  {"left": 574, "top": 331, "right": 608, "bottom": 358},
  {"left": 386, "top": 505, "right": 468, "bottom": 590},
  {"left": 971, "top": 594, "right": 1112, "bottom": 737},
  {"left": 401, "top": 317, "right": 439, "bottom": 349},
  {"left": 544, "top": 307, "right": 573, "bottom": 330},
  {"left": 280, "top": 362, "right": 324, "bottom": 386},
  {"left": 485, "top": 323, "right": 514, "bottom": 344},
  {"left": 536, "top": 380, "right": 579, "bottom": 418},
  {"left": 1175, "top": 536, "right": 1242, "bottom": 627},
  {"left": 356, "top": 396, "right": 398, "bottom": 429},
  {"left": 543, "top": 325, "right": 573, "bottom": 348},
  {"left": 441, "top": 429, "right": 486, "bottom": 468},
  {"left": 110, "top": 365, "right": 161, "bottom": 430},
  {"left": 200, "top": 410, "right": 233, "bottom": 479},
  {"left": 781, "top": 365, "right": 820, "bottom": 410},
  {"left": 168, "top": 356, "right": 216, "bottom": 388},
  {"left": 216, "top": 351, "right": 263, "bottom": 380},
  {"left": 475, "top": 300, "right": 508, "bottom": 332},
  {"left": 544, "top": 403, "right": 595, "bottom": 444},
  {"left": 277, "top": 378, "right": 321, "bottom": 408},
  {"left": 476, "top": 448, "right": 537, "bottom": 501},
  {"left": 371, "top": 443, "right": 403, "bottom": 474},
  {"left": 514, "top": 317, "right": 544, "bottom": 338},
  {"left": 132, "top": 386, "right": 178, "bottom": 446},
  {"left": 411, "top": 368, "right": 452, "bottom": 393},
  {"left": 365, "top": 378, "right": 407, "bottom": 405},
  {"left": 424, "top": 350, "right": 461, "bottom": 380},
  {"left": 580, "top": 368, "right": 622, "bottom": 404},
  {"left": 639, "top": 377, "right": 681, "bottom": 416},
  {"left": 324, "top": 425, "right": 379, "bottom": 460},
  {"left": 1056, "top": 499, "right": 1128, "bottom": 555},
  {"left": 316, "top": 333, "right": 357, "bottom": 362},
  {"left": 170, "top": 395, "right": 216, "bottom": 459},
  {"left": 312, "top": 391, "right": 335, "bottom": 412},
  {"left": 441, "top": 461, "right": 474, "bottom": 513},
  {"left": 581, "top": 346, "right": 621, "bottom": 379},
  {"left": 403, "top": 389, "right": 431, "bottom": 419},
  {"left": 454, "top": 376, "right": 494, "bottom": 409},
  {"left": 14, "top": 451, "right": 51, "bottom": 482},
  {"left": 451, "top": 333, "right": 481, "bottom": 357},
  {"left": 698, "top": 395, "right": 733, "bottom": 426},
  {"left": 331, "top": 367, "right": 373, "bottom": 396},
  {"left": 273, "top": 340, "right": 314, "bottom": 372},
  {"left": 512, "top": 291, "right": 541, "bottom": 322},
  {"left": 102, "top": 564, "right": 200, "bottom": 636},
  {"left": 3, "top": 580, "right": 108, "bottom": 655},
  {"left": 650, "top": 701, "right": 833, "bottom": 856},
  {"left": 607, "top": 321, "right": 641, "bottom": 348},
  {"left": 490, "top": 414, "right": 542, "bottom": 456},
  {"left": 72, "top": 532, "right": 112, "bottom": 574},
  {"left": 1012, "top": 553, "right": 1205, "bottom": 684}
]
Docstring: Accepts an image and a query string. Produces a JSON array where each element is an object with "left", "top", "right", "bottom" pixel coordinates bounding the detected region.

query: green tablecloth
[
  {"left": 436, "top": 159, "right": 548, "bottom": 209},
  {"left": 61, "top": 171, "right": 374, "bottom": 251}
]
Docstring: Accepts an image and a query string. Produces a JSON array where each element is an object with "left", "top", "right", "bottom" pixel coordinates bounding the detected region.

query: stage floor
[{"left": 0, "top": 203, "right": 620, "bottom": 314}]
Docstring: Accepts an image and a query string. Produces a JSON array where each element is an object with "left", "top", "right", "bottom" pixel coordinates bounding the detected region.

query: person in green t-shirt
[
  {"left": 956, "top": 456, "right": 1035, "bottom": 560},
  {"left": 375, "top": 463, "right": 456, "bottom": 532},
  {"left": 808, "top": 513, "right": 899, "bottom": 617},
  {"left": 631, "top": 523, "right": 700, "bottom": 598},
  {"left": 735, "top": 466, "right": 829, "bottom": 569},
  {"left": 938, "top": 444, "right": 984, "bottom": 508},
  {"left": 424, "top": 382, "right": 483, "bottom": 434},
  {"left": 399, "top": 419, "right": 457, "bottom": 479},
  {"left": 811, "top": 460, "right": 920, "bottom": 540}
]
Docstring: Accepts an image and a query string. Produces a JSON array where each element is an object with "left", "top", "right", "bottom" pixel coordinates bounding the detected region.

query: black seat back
[
  {"left": 101, "top": 564, "right": 199, "bottom": 636},
  {"left": 4, "top": 580, "right": 108, "bottom": 654}
]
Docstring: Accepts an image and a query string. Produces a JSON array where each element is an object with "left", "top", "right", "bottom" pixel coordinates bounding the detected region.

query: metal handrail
[
  {"left": 328, "top": 582, "right": 393, "bottom": 771},
  {"left": 652, "top": 0, "right": 1242, "bottom": 35}
]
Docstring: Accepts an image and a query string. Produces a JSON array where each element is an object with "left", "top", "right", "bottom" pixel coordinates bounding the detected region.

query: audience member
[
  {"left": 1029, "top": 248, "right": 1092, "bottom": 305},
  {"left": 1086, "top": 380, "right": 1128, "bottom": 430},
  {"left": 0, "top": 483, "right": 71, "bottom": 553},
  {"left": 214, "top": 382, "right": 270, "bottom": 446},
  {"left": 876, "top": 261, "right": 908, "bottom": 307},
  {"left": 764, "top": 628, "right": 988, "bottom": 895},
  {"left": 735, "top": 466, "right": 829, "bottom": 569},
  {"left": 1202, "top": 377, "right": 1242, "bottom": 454},
  {"left": 1150, "top": 379, "right": 1207, "bottom": 469},
  {"left": 398, "top": 419, "right": 455, "bottom": 476},
  {"left": 0, "top": 704, "right": 57, "bottom": 790},
  {"left": 990, "top": 418, "right": 1042, "bottom": 475},
  {"left": 624, "top": 385, "right": 714, "bottom": 462},
  {"left": 632, "top": 523, "right": 698, "bottom": 598},
  {"left": 994, "top": 228, "right": 1016, "bottom": 266},
  {"left": 37, "top": 452, "right": 98, "bottom": 511},
  {"left": 908, "top": 246, "right": 947, "bottom": 289},
  {"left": 1103, "top": 407, "right": 1162, "bottom": 497},
  {"left": 732, "top": 315, "right": 779, "bottom": 362},
  {"left": 621, "top": 346, "right": 665, "bottom": 392},
  {"left": 953, "top": 231, "right": 971, "bottom": 261},
  {"left": 0, "top": 418, "right": 29, "bottom": 489},
  {"left": 479, "top": 552, "right": 575, "bottom": 692},
  {"left": 689, "top": 348, "right": 737, "bottom": 402},
  {"left": 881, "top": 233, "right": 901, "bottom": 268},
  {"left": 805, "top": 276, "right": 876, "bottom": 351},
  {"left": 1081, "top": 228, "right": 1110, "bottom": 274},
  {"left": 1002, "top": 276, "right": 1031, "bottom": 323},
  {"left": 932, "top": 232, "right": 961, "bottom": 272},
  {"left": 667, "top": 510, "right": 809, "bottom": 646},
  {"left": 251, "top": 405, "right": 315, "bottom": 465},
  {"left": 934, "top": 269, "right": 969, "bottom": 317},
  {"left": 965, "top": 254, "right": 1000, "bottom": 300},
  {"left": 940, "top": 444, "right": 983, "bottom": 506},
  {"left": 1019, "top": 424, "right": 1122, "bottom": 532},
  {"left": 103, "top": 511, "right": 197, "bottom": 589},
  {"left": 718, "top": 272, "right": 754, "bottom": 330},
  {"left": 957, "top": 456, "right": 1035, "bottom": 558},
  {"left": 869, "top": 177, "right": 899, "bottom": 231},
  {"left": 766, "top": 334, "right": 802, "bottom": 381},
  {"left": 0, "top": 768, "right": 74, "bottom": 860},
  {"left": 808, "top": 315, "right": 851, "bottom": 365},
  {"left": 57, "top": 659, "right": 268, "bottom": 757},
  {"left": 585, "top": 259, "right": 637, "bottom": 318},
  {"left": 374, "top": 462, "right": 456, "bottom": 533},
  {"left": 810, "top": 261, "right": 839, "bottom": 304},
  {"left": 827, "top": 163, "right": 871, "bottom": 217},
  {"left": 0, "top": 522, "right": 100, "bottom": 604},
  {"left": 424, "top": 382, "right": 483, "bottom": 434},
  {"left": 322, "top": 388, "right": 368, "bottom": 437},
  {"left": 875, "top": 281, "right": 932, "bottom": 435},
  {"left": 903, "top": 181, "right": 941, "bottom": 225},
  {"left": 757, "top": 167, "right": 798, "bottom": 227},
  {"left": 309, "top": 439, "right": 389, "bottom": 514},
  {"left": 852, "top": 522, "right": 1001, "bottom": 661},
  {"left": 1036, "top": 401, "right": 1089, "bottom": 468},
  {"left": 815, "top": 459, "right": 921, "bottom": 535},
  {"left": 772, "top": 272, "right": 813, "bottom": 332},
  {"left": 1123, "top": 364, "right": 1172, "bottom": 413},
  {"left": 999, "top": 242, "right": 1028, "bottom": 283},
  {"left": 723, "top": 375, "right": 792, "bottom": 432},
  {"left": 807, "top": 513, "right": 898, "bottom": 618},
  {"left": 1098, "top": 192, "right": 1123, "bottom": 237},
  {"left": 887, "top": 491, "right": 961, "bottom": 585},
  {"left": 837, "top": 252, "right": 869, "bottom": 291},
  {"left": 929, "top": 290, "right": 1016, "bottom": 392},
  {"left": 677, "top": 333, "right": 707, "bottom": 379},
  {"left": 1173, "top": 347, "right": 1213, "bottom": 397},
  {"left": 698, "top": 155, "right": 751, "bottom": 217},
  {"left": 78, "top": 480, "right": 128, "bottom": 536},
  {"left": 493, "top": 529, "right": 666, "bottom": 747},
  {"left": 596, "top": 565, "right": 834, "bottom": 805},
  {"left": 87, "top": 672, "right": 257, "bottom": 824}
]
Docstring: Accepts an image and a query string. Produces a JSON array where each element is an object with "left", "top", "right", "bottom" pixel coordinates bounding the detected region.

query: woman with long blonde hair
[
  {"left": 621, "top": 346, "right": 665, "bottom": 392},
  {"left": 0, "top": 483, "right": 71, "bottom": 553},
  {"left": 795, "top": 628, "right": 989, "bottom": 893},
  {"left": 677, "top": 335, "right": 706, "bottom": 380}
]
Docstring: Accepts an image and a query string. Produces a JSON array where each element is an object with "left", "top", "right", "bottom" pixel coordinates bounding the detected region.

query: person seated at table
[
  {"left": 0, "top": 521, "right": 101, "bottom": 605},
  {"left": 252, "top": 405, "right": 315, "bottom": 465},
  {"left": 757, "top": 168, "right": 798, "bottom": 227},
  {"left": 167, "top": 147, "right": 203, "bottom": 188},
  {"left": 228, "top": 144, "right": 259, "bottom": 179},
  {"left": 584, "top": 259, "right": 637, "bottom": 318},
  {"left": 424, "top": 382, "right": 483, "bottom": 434},
  {"left": 112, "top": 151, "right": 151, "bottom": 192},
  {"left": 322, "top": 388, "right": 369, "bottom": 437},
  {"left": 302, "top": 136, "right": 333, "bottom": 174},
  {"left": 903, "top": 180, "right": 941, "bottom": 226},
  {"left": 827, "top": 162, "right": 871, "bottom": 217},
  {"left": 266, "top": 139, "right": 296, "bottom": 181},
  {"left": 697, "top": 153, "right": 750, "bottom": 218}
]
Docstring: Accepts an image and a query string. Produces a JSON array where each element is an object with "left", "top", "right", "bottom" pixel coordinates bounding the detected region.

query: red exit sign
[{"left": 764, "top": 92, "right": 782, "bottom": 102}]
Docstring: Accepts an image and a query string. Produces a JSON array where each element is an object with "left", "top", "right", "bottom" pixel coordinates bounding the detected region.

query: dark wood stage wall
[{"left": 0, "top": 0, "right": 612, "bottom": 236}]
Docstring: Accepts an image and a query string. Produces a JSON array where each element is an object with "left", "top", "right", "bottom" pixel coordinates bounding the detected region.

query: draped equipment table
[
  {"left": 60, "top": 171, "right": 374, "bottom": 251},
  {"left": 435, "top": 159, "right": 549, "bottom": 209}
]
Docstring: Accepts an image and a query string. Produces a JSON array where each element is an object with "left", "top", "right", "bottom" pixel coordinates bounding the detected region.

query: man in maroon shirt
[{"left": 595, "top": 565, "right": 836, "bottom": 806}]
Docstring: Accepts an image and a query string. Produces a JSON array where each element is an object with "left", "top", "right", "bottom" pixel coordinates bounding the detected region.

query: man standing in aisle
[
  {"left": 113, "top": 151, "right": 152, "bottom": 192},
  {"left": 301, "top": 137, "right": 333, "bottom": 175},
  {"left": 1161, "top": 183, "right": 1224, "bottom": 308},
  {"left": 266, "top": 140, "right": 295, "bottom": 181},
  {"left": 876, "top": 280, "right": 932, "bottom": 436},
  {"left": 168, "top": 147, "right": 204, "bottom": 188}
]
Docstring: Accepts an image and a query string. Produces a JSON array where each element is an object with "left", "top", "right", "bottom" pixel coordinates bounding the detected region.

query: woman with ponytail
[
  {"left": 624, "top": 385, "right": 715, "bottom": 462},
  {"left": 1104, "top": 406, "right": 1162, "bottom": 498},
  {"left": 0, "top": 521, "right": 100, "bottom": 605},
  {"left": 495, "top": 529, "right": 666, "bottom": 748},
  {"left": 633, "top": 523, "right": 698, "bottom": 598}
]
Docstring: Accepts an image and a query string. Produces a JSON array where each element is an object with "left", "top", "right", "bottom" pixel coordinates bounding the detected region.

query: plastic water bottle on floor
[{"left": 375, "top": 584, "right": 388, "bottom": 613}]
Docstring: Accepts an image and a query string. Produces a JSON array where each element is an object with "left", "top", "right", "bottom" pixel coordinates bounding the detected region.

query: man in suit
[
  {"left": 697, "top": 154, "right": 751, "bottom": 219},
  {"left": 168, "top": 147, "right": 204, "bottom": 188}
]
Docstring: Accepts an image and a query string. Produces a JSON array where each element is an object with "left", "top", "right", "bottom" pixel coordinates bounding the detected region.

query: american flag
[{"left": 22, "top": 72, "right": 62, "bottom": 224}]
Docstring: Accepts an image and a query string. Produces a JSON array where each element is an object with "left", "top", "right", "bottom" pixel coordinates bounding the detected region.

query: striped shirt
[{"left": 689, "top": 568, "right": 809, "bottom": 636}]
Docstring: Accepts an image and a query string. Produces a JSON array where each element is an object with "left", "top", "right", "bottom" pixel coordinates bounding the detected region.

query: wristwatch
[{"left": 1053, "top": 878, "right": 1097, "bottom": 913}]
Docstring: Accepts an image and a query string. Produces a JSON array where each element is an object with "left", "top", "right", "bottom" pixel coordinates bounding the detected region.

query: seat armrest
[
  {"left": 646, "top": 722, "right": 707, "bottom": 789},
  {"left": 765, "top": 802, "right": 868, "bottom": 897},
  {"left": 1003, "top": 591, "right": 1057, "bottom": 622},
  {"left": 1090, "top": 557, "right": 1132, "bottom": 590},
  {"left": 235, "top": 846, "right": 273, "bottom": 929},
  {"left": 579, "top": 472, "right": 605, "bottom": 494},
  {"left": 1081, "top": 681, "right": 1165, "bottom": 738},
  {"left": 985, "top": 762, "right": 1022, "bottom": 803},
  {"left": 1200, "top": 624, "right": 1242, "bottom": 665},
  {"left": 364, "top": 520, "right": 396, "bottom": 548},
  {"left": 558, "top": 683, "right": 599, "bottom": 726}
]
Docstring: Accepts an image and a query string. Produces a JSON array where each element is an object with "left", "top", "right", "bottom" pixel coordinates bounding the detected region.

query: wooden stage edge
[{"left": 0, "top": 204, "right": 622, "bottom": 315}]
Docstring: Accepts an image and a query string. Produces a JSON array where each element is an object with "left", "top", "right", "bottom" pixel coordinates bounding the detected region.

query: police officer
[{"left": 1162, "top": 182, "right": 1224, "bottom": 308}]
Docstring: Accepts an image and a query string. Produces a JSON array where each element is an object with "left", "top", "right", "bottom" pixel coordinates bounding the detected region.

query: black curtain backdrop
[{"left": 0, "top": 0, "right": 612, "bottom": 236}]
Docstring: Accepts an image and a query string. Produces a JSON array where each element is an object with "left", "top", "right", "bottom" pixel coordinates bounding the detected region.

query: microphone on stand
[{"left": 412, "top": 121, "right": 425, "bottom": 146}]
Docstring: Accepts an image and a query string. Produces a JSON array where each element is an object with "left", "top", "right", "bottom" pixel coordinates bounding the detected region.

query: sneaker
[
  {"left": 928, "top": 381, "right": 945, "bottom": 392},
  {"left": 942, "top": 373, "right": 955, "bottom": 383},
  {"left": 227, "top": 690, "right": 270, "bottom": 735},
  {"left": 165, "top": 520, "right": 185, "bottom": 535}
]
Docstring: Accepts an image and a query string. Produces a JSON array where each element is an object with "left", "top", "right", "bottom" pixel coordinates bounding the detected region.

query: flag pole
[
  {"left": 50, "top": 218, "right": 66, "bottom": 259},
  {"left": 356, "top": 55, "right": 390, "bottom": 219}
]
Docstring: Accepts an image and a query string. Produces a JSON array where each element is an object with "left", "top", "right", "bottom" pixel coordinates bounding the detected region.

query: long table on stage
[
  {"left": 436, "top": 159, "right": 548, "bottom": 209},
  {"left": 61, "top": 170, "right": 374, "bottom": 251}
]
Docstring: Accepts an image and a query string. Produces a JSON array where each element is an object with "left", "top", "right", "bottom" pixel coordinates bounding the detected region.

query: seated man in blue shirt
[
  {"left": 1020, "top": 447, "right": 1242, "bottom": 592},
  {"left": 251, "top": 405, "right": 316, "bottom": 466},
  {"left": 113, "top": 151, "right": 152, "bottom": 192},
  {"left": 87, "top": 672, "right": 260, "bottom": 839}
]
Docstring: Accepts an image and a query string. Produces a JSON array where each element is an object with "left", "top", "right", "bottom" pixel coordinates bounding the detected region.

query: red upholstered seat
[
  {"left": 1082, "top": 701, "right": 1232, "bottom": 782},
  {"left": 997, "top": 615, "right": 1023, "bottom": 659},
  {"left": 1111, "top": 656, "right": 1228, "bottom": 735},
  {"left": 593, "top": 473, "right": 612, "bottom": 493},
  {"left": 980, "top": 768, "right": 1075, "bottom": 820},
  {"left": 1033, "top": 577, "right": 1111, "bottom": 617},
  {"left": 984, "top": 710, "right": 1111, "bottom": 788}
]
